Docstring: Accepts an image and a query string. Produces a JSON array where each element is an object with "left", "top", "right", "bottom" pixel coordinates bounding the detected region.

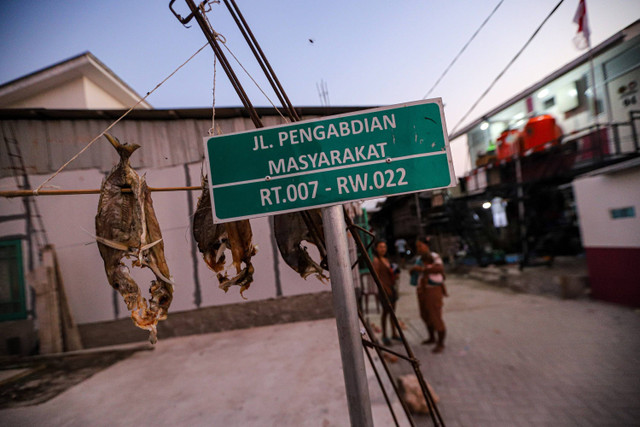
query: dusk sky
[{"left": 1, "top": 0, "right": 639, "bottom": 177}]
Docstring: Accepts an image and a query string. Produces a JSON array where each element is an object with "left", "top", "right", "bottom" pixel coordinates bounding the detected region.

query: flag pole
[
  {"left": 574, "top": 0, "right": 602, "bottom": 154},
  {"left": 586, "top": 31, "right": 603, "bottom": 158},
  {"left": 583, "top": 1, "right": 603, "bottom": 163}
]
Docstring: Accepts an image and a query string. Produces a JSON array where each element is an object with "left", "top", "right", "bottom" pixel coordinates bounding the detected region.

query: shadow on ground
[{"left": 0, "top": 348, "right": 148, "bottom": 408}]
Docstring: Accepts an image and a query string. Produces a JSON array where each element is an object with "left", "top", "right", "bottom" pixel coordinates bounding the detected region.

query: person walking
[
  {"left": 394, "top": 238, "right": 408, "bottom": 268},
  {"left": 412, "top": 236, "right": 448, "bottom": 353},
  {"left": 372, "top": 240, "right": 400, "bottom": 346}
]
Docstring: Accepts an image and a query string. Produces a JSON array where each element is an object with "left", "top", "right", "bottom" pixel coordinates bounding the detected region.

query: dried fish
[
  {"left": 192, "top": 180, "right": 257, "bottom": 297},
  {"left": 274, "top": 210, "right": 328, "bottom": 281},
  {"left": 95, "top": 134, "right": 173, "bottom": 344}
]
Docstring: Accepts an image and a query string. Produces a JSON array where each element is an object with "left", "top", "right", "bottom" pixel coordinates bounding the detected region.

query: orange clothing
[
  {"left": 373, "top": 256, "right": 397, "bottom": 303},
  {"left": 416, "top": 252, "right": 446, "bottom": 332},
  {"left": 417, "top": 284, "right": 445, "bottom": 331}
]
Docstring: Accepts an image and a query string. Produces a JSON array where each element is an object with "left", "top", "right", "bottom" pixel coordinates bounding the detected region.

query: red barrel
[
  {"left": 521, "top": 115, "right": 562, "bottom": 153},
  {"left": 497, "top": 129, "right": 521, "bottom": 160}
]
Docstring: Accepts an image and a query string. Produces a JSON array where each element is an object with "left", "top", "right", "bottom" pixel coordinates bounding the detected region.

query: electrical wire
[
  {"left": 198, "top": 2, "right": 289, "bottom": 123},
  {"left": 449, "top": 0, "right": 566, "bottom": 136},
  {"left": 422, "top": 0, "right": 506, "bottom": 100}
]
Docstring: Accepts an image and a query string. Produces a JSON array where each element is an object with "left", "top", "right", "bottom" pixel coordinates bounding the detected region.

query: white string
[
  {"left": 209, "top": 53, "right": 218, "bottom": 136},
  {"left": 197, "top": 2, "right": 288, "bottom": 123},
  {"left": 34, "top": 42, "right": 209, "bottom": 194},
  {"left": 201, "top": 1, "right": 219, "bottom": 136},
  {"left": 219, "top": 41, "right": 289, "bottom": 123}
]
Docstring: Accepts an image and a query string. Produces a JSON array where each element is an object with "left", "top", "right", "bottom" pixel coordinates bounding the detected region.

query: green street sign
[{"left": 204, "top": 99, "right": 455, "bottom": 223}]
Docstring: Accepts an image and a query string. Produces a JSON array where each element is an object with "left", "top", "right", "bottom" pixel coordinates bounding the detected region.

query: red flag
[{"left": 573, "top": 0, "right": 591, "bottom": 49}]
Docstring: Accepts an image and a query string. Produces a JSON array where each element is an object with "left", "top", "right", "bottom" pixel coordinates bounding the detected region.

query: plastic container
[
  {"left": 497, "top": 129, "right": 521, "bottom": 160},
  {"left": 521, "top": 115, "right": 562, "bottom": 153}
]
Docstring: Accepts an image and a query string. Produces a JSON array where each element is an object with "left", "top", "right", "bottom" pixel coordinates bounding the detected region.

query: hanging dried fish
[
  {"left": 95, "top": 134, "right": 174, "bottom": 344},
  {"left": 192, "top": 179, "right": 257, "bottom": 297},
  {"left": 274, "top": 210, "right": 329, "bottom": 281}
]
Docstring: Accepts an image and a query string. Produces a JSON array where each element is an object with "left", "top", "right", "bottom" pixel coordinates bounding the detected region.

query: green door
[{"left": 0, "top": 240, "right": 27, "bottom": 321}]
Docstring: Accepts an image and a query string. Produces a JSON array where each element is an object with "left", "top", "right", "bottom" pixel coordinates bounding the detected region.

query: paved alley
[
  {"left": 2, "top": 271, "right": 639, "bottom": 426},
  {"left": 378, "top": 271, "right": 640, "bottom": 426}
]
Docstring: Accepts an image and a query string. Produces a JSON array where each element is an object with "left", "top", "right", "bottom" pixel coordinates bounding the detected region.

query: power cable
[
  {"left": 422, "top": 0, "right": 506, "bottom": 100},
  {"left": 449, "top": 0, "right": 566, "bottom": 136}
]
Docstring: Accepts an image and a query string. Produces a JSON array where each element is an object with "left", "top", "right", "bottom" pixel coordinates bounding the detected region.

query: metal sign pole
[{"left": 321, "top": 205, "right": 374, "bottom": 427}]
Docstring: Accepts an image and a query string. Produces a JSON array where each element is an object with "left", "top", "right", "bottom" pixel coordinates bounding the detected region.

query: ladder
[{"left": 3, "top": 136, "right": 49, "bottom": 271}]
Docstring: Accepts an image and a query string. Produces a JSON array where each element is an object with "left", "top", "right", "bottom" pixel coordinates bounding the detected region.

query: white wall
[
  {"left": 6, "top": 76, "right": 129, "bottom": 110},
  {"left": 8, "top": 78, "right": 88, "bottom": 109},
  {"left": 573, "top": 165, "right": 640, "bottom": 248},
  {"left": 83, "top": 77, "right": 129, "bottom": 110}
]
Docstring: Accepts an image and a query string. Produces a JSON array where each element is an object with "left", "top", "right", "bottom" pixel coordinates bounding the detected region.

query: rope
[
  {"left": 449, "top": 0, "right": 565, "bottom": 136},
  {"left": 197, "top": 1, "right": 289, "bottom": 123},
  {"left": 209, "top": 53, "right": 218, "bottom": 136},
  {"left": 220, "top": 41, "right": 289, "bottom": 123},
  {"left": 422, "top": 0, "right": 505, "bottom": 99},
  {"left": 200, "top": 1, "right": 219, "bottom": 136},
  {"left": 34, "top": 41, "right": 210, "bottom": 194}
]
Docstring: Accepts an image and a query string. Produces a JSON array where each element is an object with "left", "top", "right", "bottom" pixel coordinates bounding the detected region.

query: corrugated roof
[
  {"left": 0, "top": 106, "right": 372, "bottom": 178},
  {"left": 0, "top": 105, "right": 371, "bottom": 121}
]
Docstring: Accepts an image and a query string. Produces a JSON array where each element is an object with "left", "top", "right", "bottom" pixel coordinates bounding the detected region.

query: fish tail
[{"left": 104, "top": 133, "right": 140, "bottom": 161}]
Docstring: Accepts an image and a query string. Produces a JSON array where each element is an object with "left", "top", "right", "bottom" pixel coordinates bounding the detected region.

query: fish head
[{"left": 148, "top": 280, "right": 173, "bottom": 320}]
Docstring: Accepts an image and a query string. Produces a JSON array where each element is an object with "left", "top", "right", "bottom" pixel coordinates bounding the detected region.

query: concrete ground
[
  {"left": 380, "top": 271, "right": 640, "bottom": 426},
  {"left": 2, "top": 270, "right": 639, "bottom": 426},
  {"left": 0, "top": 318, "right": 402, "bottom": 426}
]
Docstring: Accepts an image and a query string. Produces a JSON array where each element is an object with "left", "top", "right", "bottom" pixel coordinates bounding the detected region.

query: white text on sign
[
  {"left": 268, "top": 142, "right": 388, "bottom": 175},
  {"left": 258, "top": 167, "right": 409, "bottom": 207},
  {"left": 275, "top": 114, "right": 395, "bottom": 148}
]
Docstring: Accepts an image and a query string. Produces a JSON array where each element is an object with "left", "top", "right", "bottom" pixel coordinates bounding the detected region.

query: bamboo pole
[{"left": 0, "top": 186, "right": 202, "bottom": 198}]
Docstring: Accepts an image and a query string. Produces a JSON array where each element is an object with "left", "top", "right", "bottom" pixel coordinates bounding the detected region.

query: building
[
  {"left": 0, "top": 52, "right": 152, "bottom": 110},
  {"left": 446, "top": 19, "right": 640, "bottom": 304},
  {"left": 369, "top": 20, "right": 640, "bottom": 306},
  {"left": 0, "top": 53, "right": 366, "bottom": 355},
  {"left": 573, "top": 158, "right": 640, "bottom": 306}
]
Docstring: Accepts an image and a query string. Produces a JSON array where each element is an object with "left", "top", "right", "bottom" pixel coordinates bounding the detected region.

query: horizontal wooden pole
[{"left": 0, "top": 186, "right": 202, "bottom": 198}]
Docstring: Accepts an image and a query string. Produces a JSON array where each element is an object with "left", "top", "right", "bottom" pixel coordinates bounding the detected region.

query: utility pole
[{"left": 322, "top": 206, "right": 374, "bottom": 427}]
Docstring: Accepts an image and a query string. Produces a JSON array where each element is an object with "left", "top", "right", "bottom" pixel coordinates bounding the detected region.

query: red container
[
  {"left": 521, "top": 115, "right": 562, "bottom": 153},
  {"left": 497, "top": 129, "right": 521, "bottom": 161}
]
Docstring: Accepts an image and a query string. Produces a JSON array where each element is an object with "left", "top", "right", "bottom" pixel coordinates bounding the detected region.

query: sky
[{"left": 1, "top": 0, "right": 639, "bottom": 179}]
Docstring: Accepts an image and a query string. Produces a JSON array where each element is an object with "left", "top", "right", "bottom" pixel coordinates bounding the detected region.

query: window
[
  {"left": 0, "top": 240, "right": 27, "bottom": 321},
  {"left": 543, "top": 97, "right": 556, "bottom": 109},
  {"left": 610, "top": 206, "right": 635, "bottom": 219}
]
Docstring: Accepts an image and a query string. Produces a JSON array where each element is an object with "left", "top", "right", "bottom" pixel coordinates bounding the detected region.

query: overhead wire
[
  {"left": 222, "top": 0, "right": 299, "bottom": 122},
  {"left": 422, "top": 0, "right": 506, "bottom": 100},
  {"left": 198, "top": 1, "right": 288, "bottom": 133},
  {"left": 449, "top": 0, "right": 566, "bottom": 136},
  {"left": 218, "top": 39, "right": 290, "bottom": 122}
]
